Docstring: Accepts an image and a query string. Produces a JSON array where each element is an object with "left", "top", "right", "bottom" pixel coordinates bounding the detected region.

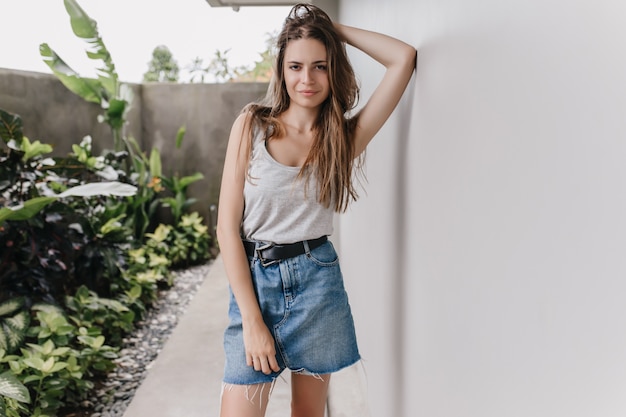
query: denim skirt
[{"left": 222, "top": 240, "right": 361, "bottom": 385}]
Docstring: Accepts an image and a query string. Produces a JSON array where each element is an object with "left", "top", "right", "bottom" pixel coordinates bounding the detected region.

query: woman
[{"left": 217, "top": 4, "right": 416, "bottom": 417}]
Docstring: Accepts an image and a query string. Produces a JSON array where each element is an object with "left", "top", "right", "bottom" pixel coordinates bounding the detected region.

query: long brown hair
[{"left": 241, "top": 3, "right": 363, "bottom": 213}]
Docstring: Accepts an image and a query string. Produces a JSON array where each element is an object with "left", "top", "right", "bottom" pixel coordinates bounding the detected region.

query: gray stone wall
[{"left": 0, "top": 68, "right": 268, "bottom": 226}]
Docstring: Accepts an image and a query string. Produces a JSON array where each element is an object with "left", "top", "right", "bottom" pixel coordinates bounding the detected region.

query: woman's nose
[{"left": 301, "top": 68, "right": 313, "bottom": 83}]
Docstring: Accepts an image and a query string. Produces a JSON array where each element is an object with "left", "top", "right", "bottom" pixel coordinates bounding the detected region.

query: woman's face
[{"left": 283, "top": 38, "right": 330, "bottom": 111}]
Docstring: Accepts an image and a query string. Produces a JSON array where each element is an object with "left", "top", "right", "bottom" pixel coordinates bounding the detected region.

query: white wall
[{"left": 337, "top": 1, "right": 626, "bottom": 416}]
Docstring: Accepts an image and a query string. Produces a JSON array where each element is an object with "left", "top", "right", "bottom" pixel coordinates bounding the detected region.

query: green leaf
[
  {"left": 178, "top": 173, "right": 204, "bottom": 189},
  {"left": 0, "top": 197, "right": 57, "bottom": 224},
  {"left": 0, "top": 181, "right": 132, "bottom": 227},
  {"left": 4, "top": 312, "right": 29, "bottom": 334},
  {"left": 31, "top": 304, "right": 64, "bottom": 315},
  {"left": 0, "top": 372, "right": 30, "bottom": 403},
  {"left": 64, "top": 0, "right": 98, "bottom": 39},
  {"left": 20, "top": 137, "right": 53, "bottom": 161},
  {"left": 175, "top": 126, "right": 186, "bottom": 149},
  {"left": 149, "top": 148, "right": 162, "bottom": 178},
  {"left": 106, "top": 98, "right": 128, "bottom": 129},
  {"left": 0, "top": 299, "right": 24, "bottom": 318},
  {"left": 49, "top": 362, "right": 68, "bottom": 373},
  {"left": 23, "top": 357, "right": 45, "bottom": 371},
  {"left": 93, "top": 336, "right": 105, "bottom": 349},
  {"left": 39, "top": 43, "right": 102, "bottom": 104},
  {"left": 0, "top": 109, "right": 23, "bottom": 144},
  {"left": 0, "top": 332, "right": 6, "bottom": 351},
  {"left": 41, "top": 340, "right": 55, "bottom": 356},
  {"left": 22, "top": 375, "right": 41, "bottom": 384},
  {"left": 63, "top": 0, "right": 118, "bottom": 91},
  {"left": 57, "top": 181, "right": 137, "bottom": 198},
  {"left": 40, "top": 357, "right": 55, "bottom": 373},
  {"left": 51, "top": 347, "right": 70, "bottom": 357}
]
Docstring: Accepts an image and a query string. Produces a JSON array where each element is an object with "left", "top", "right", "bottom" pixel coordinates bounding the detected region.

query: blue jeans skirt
[{"left": 223, "top": 239, "right": 361, "bottom": 385}]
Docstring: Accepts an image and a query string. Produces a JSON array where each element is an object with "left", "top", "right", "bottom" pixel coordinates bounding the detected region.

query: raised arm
[{"left": 334, "top": 23, "right": 417, "bottom": 155}]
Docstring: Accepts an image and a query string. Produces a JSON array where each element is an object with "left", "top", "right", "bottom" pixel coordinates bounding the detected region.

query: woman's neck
[{"left": 279, "top": 106, "right": 320, "bottom": 133}]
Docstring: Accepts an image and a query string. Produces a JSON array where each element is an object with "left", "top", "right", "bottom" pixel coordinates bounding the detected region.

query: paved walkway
[{"left": 122, "top": 255, "right": 371, "bottom": 417}]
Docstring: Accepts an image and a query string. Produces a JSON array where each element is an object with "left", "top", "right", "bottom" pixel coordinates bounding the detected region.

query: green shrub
[{"left": 0, "top": 299, "right": 30, "bottom": 355}]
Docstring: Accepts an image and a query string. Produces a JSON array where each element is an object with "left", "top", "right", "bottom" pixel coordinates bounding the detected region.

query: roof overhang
[{"left": 206, "top": 0, "right": 299, "bottom": 9}]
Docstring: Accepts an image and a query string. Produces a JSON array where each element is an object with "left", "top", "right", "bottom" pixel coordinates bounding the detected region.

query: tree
[
  {"left": 143, "top": 45, "right": 180, "bottom": 83},
  {"left": 186, "top": 49, "right": 236, "bottom": 83},
  {"left": 234, "top": 31, "right": 276, "bottom": 82},
  {"left": 185, "top": 31, "right": 277, "bottom": 84}
]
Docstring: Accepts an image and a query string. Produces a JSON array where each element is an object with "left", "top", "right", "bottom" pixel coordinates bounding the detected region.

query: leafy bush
[
  {"left": 0, "top": 0, "right": 215, "bottom": 414},
  {"left": 65, "top": 286, "right": 135, "bottom": 346},
  {"left": 0, "top": 304, "right": 118, "bottom": 417}
]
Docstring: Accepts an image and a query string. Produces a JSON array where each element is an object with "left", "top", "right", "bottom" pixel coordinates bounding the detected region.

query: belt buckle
[{"left": 256, "top": 242, "right": 279, "bottom": 267}]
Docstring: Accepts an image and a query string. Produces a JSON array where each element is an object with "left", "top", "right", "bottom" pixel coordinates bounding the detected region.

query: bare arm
[
  {"left": 216, "top": 113, "right": 280, "bottom": 375},
  {"left": 334, "top": 23, "right": 417, "bottom": 155}
]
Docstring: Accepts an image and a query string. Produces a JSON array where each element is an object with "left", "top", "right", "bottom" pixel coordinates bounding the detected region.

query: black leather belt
[{"left": 243, "top": 236, "right": 328, "bottom": 266}]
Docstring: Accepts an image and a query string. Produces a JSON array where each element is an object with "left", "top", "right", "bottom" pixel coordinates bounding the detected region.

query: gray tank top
[{"left": 241, "top": 130, "right": 334, "bottom": 244}]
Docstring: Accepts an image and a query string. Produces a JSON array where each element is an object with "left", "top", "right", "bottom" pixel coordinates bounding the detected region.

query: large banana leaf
[
  {"left": 63, "top": 0, "right": 118, "bottom": 94},
  {"left": 0, "top": 182, "right": 137, "bottom": 225},
  {"left": 39, "top": 43, "right": 102, "bottom": 104},
  {"left": 39, "top": 0, "right": 120, "bottom": 104}
]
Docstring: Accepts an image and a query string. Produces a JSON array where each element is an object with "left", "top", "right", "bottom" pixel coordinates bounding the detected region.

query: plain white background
[{"left": 337, "top": 1, "right": 626, "bottom": 416}]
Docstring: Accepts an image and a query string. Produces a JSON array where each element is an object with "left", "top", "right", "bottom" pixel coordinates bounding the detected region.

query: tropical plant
[
  {"left": 0, "top": 107, "right": 138, "bottom": 305},
  {"left": 0, "top": 300, "right": 29, "bottom": 356},
  {"left": 0, "top": 303, "right": 119, "bottom": 416},
  {"left": 39, "top": 0, "right": 132, "bottom": 154},
  {"left": 0, "top": 371, "right": 30, "bottom": 417},
  {"left": 159, "top": 126, "right": 204, "bottom": 224},
  {"left": 143, "top": 212, "right": 210, "bottom": 269},
  {"left": 65, "top": 286, "right": 134, "bottom": 345}
]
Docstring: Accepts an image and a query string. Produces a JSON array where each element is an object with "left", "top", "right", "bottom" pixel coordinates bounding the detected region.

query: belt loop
[
  {"left": 302, "top": 239, "right": 311, "bottom": 255},
  {"left": 252, "top": 241, "right": 260, "bottom": 260}
]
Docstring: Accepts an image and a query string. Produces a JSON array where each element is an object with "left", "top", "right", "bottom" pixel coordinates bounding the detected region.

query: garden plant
[{"left": 0, "top": 0, "right": 213, "bottom": 415}]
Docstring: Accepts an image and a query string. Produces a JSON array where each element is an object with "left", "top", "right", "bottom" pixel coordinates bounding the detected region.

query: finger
[
  {"left": 247, "top": 355, "right": 253, "bottom": 367},
  {"left": 269, "top": 356, "right": 280, "bottom": 372},
  {"left": 261, "top": 359, "right": 272, "bottom": 375},
  {"left": 250, "top": 355, "right": 261, "bottom": 370}
]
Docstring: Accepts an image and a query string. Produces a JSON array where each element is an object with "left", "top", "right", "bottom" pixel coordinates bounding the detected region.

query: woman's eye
[
  {"left": 289, "top": 65, "right": 301, "bottom": 70},
  {"left": 316, "top": 65, "right": 327, "bottom": 71}
]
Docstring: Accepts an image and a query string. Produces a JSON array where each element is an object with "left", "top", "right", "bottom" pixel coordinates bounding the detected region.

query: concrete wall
[
  {"left": 0, "top": 68, "right": 267, "bottom": 225},
  {"left": 141, "top": 82, "right": 267, "bottom": 217},
  {"left": 337, "top": 1, "right": 626, "bottom": 417}
]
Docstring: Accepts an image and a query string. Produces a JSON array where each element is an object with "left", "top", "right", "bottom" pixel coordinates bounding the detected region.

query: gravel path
[{"left": 80, "top": 261, "right": 213, "bottom": 417}]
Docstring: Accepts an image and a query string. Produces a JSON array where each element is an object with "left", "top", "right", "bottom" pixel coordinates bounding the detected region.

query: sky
[{"left": 2, "top": 0, "right": 292, "bottom": 83}]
